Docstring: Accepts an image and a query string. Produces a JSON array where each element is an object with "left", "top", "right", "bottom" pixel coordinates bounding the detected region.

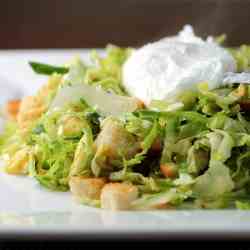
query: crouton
[
  {"left": 58, "top": 115, "right": 86, "bottom": 138},
  {"left": 17, "top": 74, "right": 62, "bottom": 135},
  {"left": 101, "top": 183, "right": 138, "bottom": 211},
  {"left": 92, "top": 118, "right": 140, "bottom": 175},
  {"left": 135, "top": 98, "right": 145, "bottom": 109},
  {"left": 69, "top": 176, "right": 106, "bottom": 200},
  {"left": 17, "top": 96, "right": 46, "bottom": 135},
  {"left": 160, "top": 163, "right": 178, "bottom": 179},
  {"left": 4, "top": 99, "right": 21, "bottom": 121},
  {"left": 5, "top": 147, "right": 30, "bottom": 175}
]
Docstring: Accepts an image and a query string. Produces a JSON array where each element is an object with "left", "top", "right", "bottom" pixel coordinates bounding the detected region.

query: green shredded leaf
[
  {"left": 215, "top": 34, "right": 227, "bottom": 45},
  {"left": 29, "top": 62, "right": 69, "bottom": 75},
  {"left": 4, "top": 44, "right": 250, "bottom": 210},
  {"left": 70, "top": 124, "right": 94, "bottom": 177},
  {"left": 132, "top": 188, "right": 191, "bottom": 210},
  {"left": 124, "top": 120, "right": 159, "bottom": 168},
  {"left": 207, "top": 130, "right": 234, "bottom": 162},
  {"left": 62, "top": 57, "right": 86, "bottom": 86},
  {"left": 228, "top": 45, "right": 250, "bottom": 72},
  {"left": 236, "top": 201, "right": 250, "bottom": 210},
  {"left": 194, "top": 160, "right": 234, "bottom": 200},
  {"left": 84, "top": 45, "right": 132, "bottom": 95},
  {"left": 0, "top": 121, "right": 24, "bottom": 161}
]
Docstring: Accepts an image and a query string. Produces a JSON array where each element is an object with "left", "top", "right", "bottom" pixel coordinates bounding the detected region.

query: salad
[{"left": 2, "top": 27, "right": 250, "bottom": 211}]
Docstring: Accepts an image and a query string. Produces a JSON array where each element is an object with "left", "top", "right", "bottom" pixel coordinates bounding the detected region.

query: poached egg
[{"left": 122, "top": 25, "right": 236, "bottom": 105}]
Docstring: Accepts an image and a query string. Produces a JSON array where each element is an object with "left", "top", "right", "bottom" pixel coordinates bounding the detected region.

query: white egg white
[{"left": 122, "top": 25, "right": 236, "bottom": 105}]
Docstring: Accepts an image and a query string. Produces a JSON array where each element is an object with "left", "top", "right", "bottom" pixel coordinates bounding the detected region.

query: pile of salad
[{"left": 2, "top": 28, "right": 250, "bottom": 210}]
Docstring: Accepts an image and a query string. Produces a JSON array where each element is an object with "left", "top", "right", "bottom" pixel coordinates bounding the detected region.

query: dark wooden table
[{"left": 2, "top": 0, "right": 250, "bottom": 49}]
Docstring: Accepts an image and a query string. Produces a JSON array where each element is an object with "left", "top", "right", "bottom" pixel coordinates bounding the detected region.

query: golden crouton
[
  {"left": 160, "top": 163, "right": 178, "bottom": 179},
  {"left": 4, "top": 99, "right": 21, "bottom": 121},
  {"left": 101, "top": 183, "right": 138, "bottom": 210},
  {"left": 5, "top": 147, "right": 30, "bottom": 175},
  {"left": 69, "top": 176, "right": 106, "bottom": 200},
  {"left": 17, "top": 96, "right": 46, "bottom": 134},
  {"left": 37, "top": 74, "right": 62, "bottom": 101},
  {"left": 92, "top": 118, "right": 140, "bottom": 175},
  {"left": 58, "top": 115, "right": 86, "bottom": 138},
  {"left": 17, "top": 74, "right": 62, "bottom": 135}
]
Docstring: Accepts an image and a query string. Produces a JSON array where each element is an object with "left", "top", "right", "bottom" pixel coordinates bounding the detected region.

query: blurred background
[{"left": 1, "top": 0, "right": 250, "bottom": 49}]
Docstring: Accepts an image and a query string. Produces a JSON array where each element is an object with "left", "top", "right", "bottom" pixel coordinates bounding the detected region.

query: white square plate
[{"left": 0, "top": 49, "right": 250, "bottom": 240}]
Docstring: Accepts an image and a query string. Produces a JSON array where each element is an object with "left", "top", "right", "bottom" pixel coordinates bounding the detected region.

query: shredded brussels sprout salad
[{"left": 3, "top": 40, "right": 250, "bottom": 211}]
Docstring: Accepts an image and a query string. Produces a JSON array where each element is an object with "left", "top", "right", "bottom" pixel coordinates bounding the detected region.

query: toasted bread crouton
[
  {"left": 4, "top": 99, "right": 21, "bottom": 121},
  {"left": 95, "top": 117, "right": 140, "bottom": 160},
  {"left": 17, "top": 96, "right": 46, "bottom": 134},
  {"left": 134, "top": 98, "right": 145, "bottom": 109},
  {"left": 69, "top": 176, "right": 106, "bottom": 200},
  {"left": 92, "top": 118, "right": 140, "bottom": 175},
  {"left": 37, "top": 74, "right": 62, "bottom": 101},
  {"left": 5, "top": 148, "right": 30, "bottom": 175},
  {"left": 101, "top": 183, "right": 138, "bottom": 211},
  {"left": 160, "top": 163, "right": 178, "bottom": 179},
  {"left": 17, "top": 75, "right": 62, "bottom": 135}
]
